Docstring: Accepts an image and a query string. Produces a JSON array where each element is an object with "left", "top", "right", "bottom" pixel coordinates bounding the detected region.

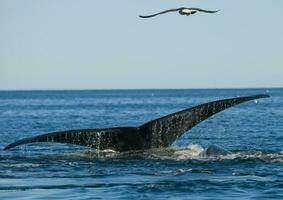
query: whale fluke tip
[
  {"left": 255, "top": 94, "right": 270, "bottom": 98},
  {"left": 4, "top": 144, "right": 13, "bottom": 151},
  {"left": 4, "top": 141, "right": 21, "bottom": 151}
]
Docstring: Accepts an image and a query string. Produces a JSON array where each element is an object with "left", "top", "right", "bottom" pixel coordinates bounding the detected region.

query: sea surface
[{"left": 0, "top": 89, "right": 282, "bottom": 199}]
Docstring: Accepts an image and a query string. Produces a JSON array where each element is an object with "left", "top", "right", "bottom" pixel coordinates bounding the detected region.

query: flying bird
[{"left": 139, "top": 7, "right": 219, "bottom": 18}]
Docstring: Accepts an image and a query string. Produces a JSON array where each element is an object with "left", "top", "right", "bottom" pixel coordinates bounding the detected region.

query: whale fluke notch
[{"left": 4, "top": 94, "right": 269, "bottom": 152}]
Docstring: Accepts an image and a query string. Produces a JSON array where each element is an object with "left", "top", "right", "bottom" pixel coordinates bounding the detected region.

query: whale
[{"left": 4, "top": 94, "right": 269, "bottom": 152}]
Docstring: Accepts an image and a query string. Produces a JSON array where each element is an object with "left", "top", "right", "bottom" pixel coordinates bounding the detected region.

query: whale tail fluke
[{"left": 4, "top": 94, "right": 269, "bottom": 152}]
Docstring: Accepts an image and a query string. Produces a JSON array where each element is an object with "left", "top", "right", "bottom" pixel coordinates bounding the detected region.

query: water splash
[
  {"left": 2, "top": 144, "right": 283, "bottom": 164},
  {"left": 173, "top": 144, "right": 205, "bottom": 160}
]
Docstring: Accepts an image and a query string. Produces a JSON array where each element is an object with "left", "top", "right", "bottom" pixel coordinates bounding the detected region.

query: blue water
[{"left": 0, "top": 89, "right": 282, "bottom": 199}]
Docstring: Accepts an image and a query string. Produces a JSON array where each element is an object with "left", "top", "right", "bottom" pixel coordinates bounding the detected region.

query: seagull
[{"left": 139, "top": 7, "right": 219, "bottom": 18}]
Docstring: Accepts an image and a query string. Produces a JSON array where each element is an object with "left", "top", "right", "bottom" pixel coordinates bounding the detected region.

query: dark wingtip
[{"left": 209, "top": 10, "right": 220, "bottom": 13}]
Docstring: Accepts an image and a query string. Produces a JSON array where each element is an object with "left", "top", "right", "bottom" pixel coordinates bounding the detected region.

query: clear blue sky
[{"left": 1, "top": 0, "right": 282, "bottom": 90}]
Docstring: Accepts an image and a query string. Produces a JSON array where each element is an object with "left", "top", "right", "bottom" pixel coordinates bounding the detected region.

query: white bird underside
[{"left": 182, "top": 9, "right": 193, "bottom": 14}]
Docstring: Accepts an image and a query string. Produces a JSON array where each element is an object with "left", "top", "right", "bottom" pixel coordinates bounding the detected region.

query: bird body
[{"left": 179, "top": 8, "right": 197, "bottom": 15}]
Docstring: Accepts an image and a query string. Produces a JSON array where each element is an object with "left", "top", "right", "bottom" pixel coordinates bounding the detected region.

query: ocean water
[{"left": 0, "top": 89, "right": 282, "bottom": 199}]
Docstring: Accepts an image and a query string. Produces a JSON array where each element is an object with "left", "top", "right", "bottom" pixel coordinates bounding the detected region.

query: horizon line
[{"left": 0, "top": 87, "right": 282, "bottom": 92}]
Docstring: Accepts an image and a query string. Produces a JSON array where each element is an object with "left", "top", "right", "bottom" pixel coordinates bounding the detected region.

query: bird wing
[
  {"left": 3, "top": 127, "right": 146, "bottom": 151},
  {"left": 140, "top": 94, "right": 269, "bottom": 148},
  {"left": 190, "top": 8, "right": 220, "bottom": 13},
  {"left": 139, "top": 8, "right": 181, "bottom": 18}
]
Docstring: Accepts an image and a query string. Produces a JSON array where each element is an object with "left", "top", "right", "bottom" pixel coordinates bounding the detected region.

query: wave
[
  {"left": 1, "top": 144, "right": 283, "bottom": 164},
  {"left": 1, "top": 179, "right": 283, "bottom": 192},
  {"left": 72, "top": 144, "right": 283, "bottom": 164}
]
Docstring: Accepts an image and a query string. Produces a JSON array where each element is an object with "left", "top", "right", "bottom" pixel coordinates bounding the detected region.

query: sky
[{"left": 0, "top": 0, "right": 283, "bottom": 90}]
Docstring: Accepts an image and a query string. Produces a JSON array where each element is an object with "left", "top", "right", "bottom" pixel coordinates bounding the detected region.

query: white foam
[
  {"left": 9, "top": 163, "right": 41, "bottom": 168},
  {"left": 174, "top": 168, "right": 193, "bottom": 176},
  {"left": 173, "top": 144, "right": 204, "bottom": 160},
  {"left": 186, "top": 144, "right": 205, "bottom": 154}
]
